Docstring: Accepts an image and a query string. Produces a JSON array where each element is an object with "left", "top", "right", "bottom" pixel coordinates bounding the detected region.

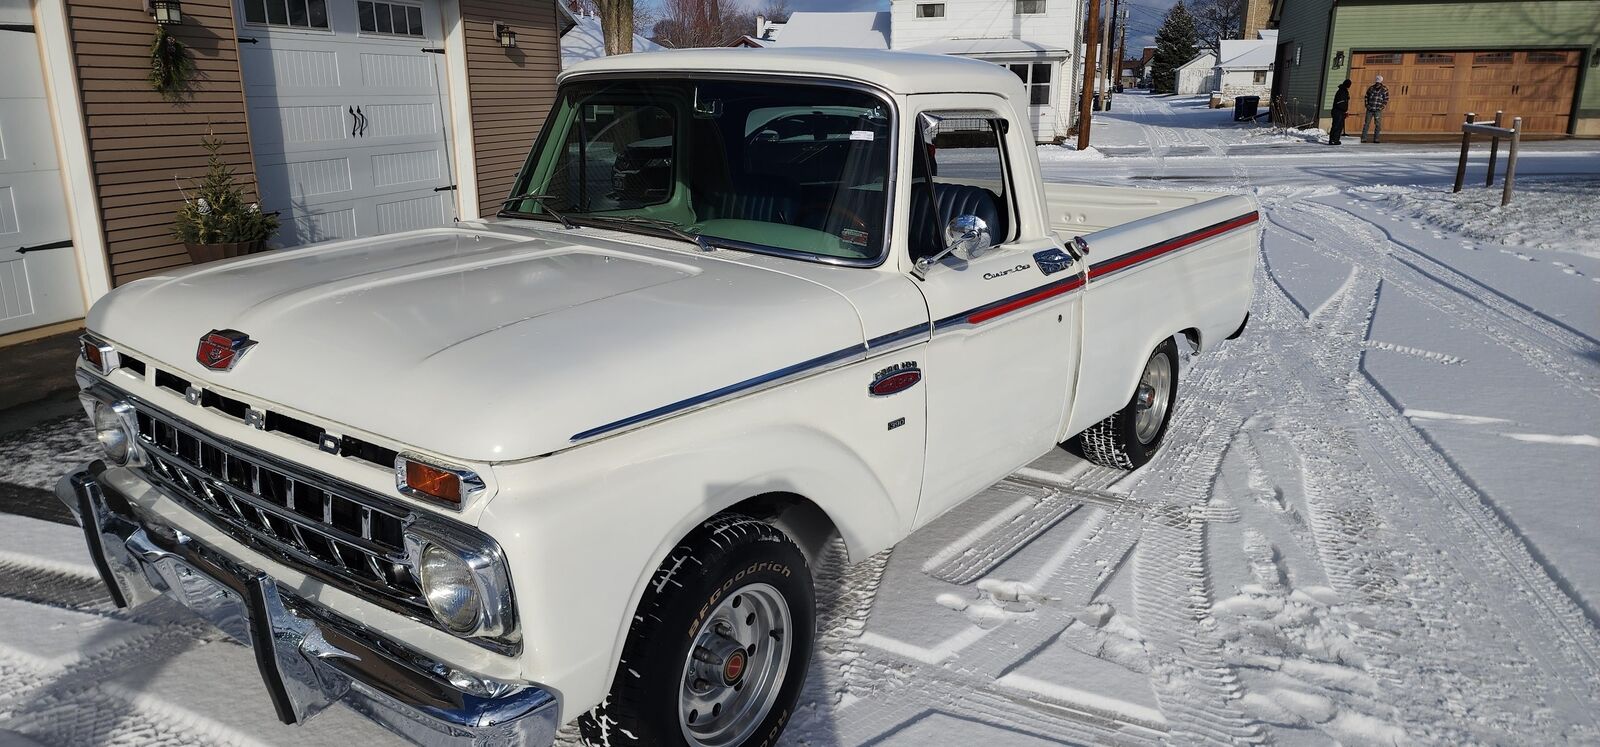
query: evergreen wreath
[{"left": 148, "top": 26, "right": 196, "bottom": 100}]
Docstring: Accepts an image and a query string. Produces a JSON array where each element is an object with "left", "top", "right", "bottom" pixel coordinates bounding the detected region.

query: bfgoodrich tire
[
  {"left": 1066, "top": 337, "right": 1179, "bottom": 470},
  {"left": 577, "top": 515, "right": 814, "bottom": 747}
]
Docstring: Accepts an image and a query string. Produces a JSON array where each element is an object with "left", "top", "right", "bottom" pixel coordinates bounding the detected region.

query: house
[
  {"left": 0, "top": 0, "right": 561, "bottom": 342},
  {"left": 1212, "top": 37, "right": 1275, "bottom": 104},
  {"left": 1176, "top": 52, "right": 1218, "bottom": 95},
  {"left": 559, "top": 4, "right": 665, "bottom": 67},
  {"left": 889, "top": 0, "right": 1080, "bottom": 142},
  {"left": 771, "top": 11, "right": 890, "bottom": 49},
  {"left": 1269, "top": 0, "right": 1599, "bottom": 136},
  {"left": 754, "top": 14, "right": 784, "bottom": 43},
  {"left": 1120, "top": 57, "right": 1144, "bottom": 89}
]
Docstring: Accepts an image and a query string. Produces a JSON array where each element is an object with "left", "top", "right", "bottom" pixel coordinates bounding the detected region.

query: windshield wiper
[
  {"left": 581, "top": 215, "right": 713, "bottom": 252},
  {"left": 499, "top": 192, "right": 575, "bottom": 230}
]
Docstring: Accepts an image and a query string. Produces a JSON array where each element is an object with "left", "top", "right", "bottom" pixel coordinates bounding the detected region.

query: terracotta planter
[{"left": 184, "top": 239, "right": 265, "bottom": 265}]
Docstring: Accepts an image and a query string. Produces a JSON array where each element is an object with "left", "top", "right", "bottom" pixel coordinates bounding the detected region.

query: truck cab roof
[{"left": 559, "top": 47, "right": 1027, "bottom": 98}]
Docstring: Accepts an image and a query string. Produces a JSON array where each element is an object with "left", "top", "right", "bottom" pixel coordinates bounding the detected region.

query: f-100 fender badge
[
  {"left": 869, "top": 361, "right": 921, "bottom": 397},
  {"left": 1034, "top": 248, "right": 1075, "bottom": 276},
  {"left": 196, "top": 329, "right": 257, "bottom": 371}
]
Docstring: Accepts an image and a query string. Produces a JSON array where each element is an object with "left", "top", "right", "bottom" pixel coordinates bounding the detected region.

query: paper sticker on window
[
  {"left": 840, "top": 229, "right": 870, "bottom": 246},
  {"left": 850, "top": 130, "right": 876, "bottom": 141}
]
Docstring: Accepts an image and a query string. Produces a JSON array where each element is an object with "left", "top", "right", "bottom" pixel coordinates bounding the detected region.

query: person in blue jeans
[{"left": 1362, "top": 76, "right": 1390, "bottom": 143}]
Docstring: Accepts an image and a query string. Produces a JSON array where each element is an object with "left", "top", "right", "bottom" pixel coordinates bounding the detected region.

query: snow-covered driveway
[{"left": 2, "top": 94, "right": 1597, "bottom": 746}]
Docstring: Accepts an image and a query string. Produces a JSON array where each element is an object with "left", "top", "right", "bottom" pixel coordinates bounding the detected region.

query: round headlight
[
  {"left": 419, "top": 544, "right": 483, "bottom": 633},
  {"left": 93, "top": 400, "right": 134, "bottom": 465}
]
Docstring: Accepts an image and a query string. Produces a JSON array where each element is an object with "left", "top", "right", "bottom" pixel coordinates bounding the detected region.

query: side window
[
  {"left": 910, "top": 113, "right": 1015, "bottom": 258},
  {"left": 358, "top": 0, "right": 424, "bottom": 35}
]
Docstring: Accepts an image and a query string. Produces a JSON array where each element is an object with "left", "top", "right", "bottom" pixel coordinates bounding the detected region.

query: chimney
[{"left": 1242, "top": 0, "right": 1272, "bottom": 39}]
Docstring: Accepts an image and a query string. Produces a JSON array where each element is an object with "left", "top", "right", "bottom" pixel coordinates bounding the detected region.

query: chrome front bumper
[{"left": 57, "top": 463, "right": 559, "bottom": 747}]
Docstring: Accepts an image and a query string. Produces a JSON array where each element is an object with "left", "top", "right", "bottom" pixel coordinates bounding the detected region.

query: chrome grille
[{"left": 129, "top": 404, "right": 427, "bottom": 618}]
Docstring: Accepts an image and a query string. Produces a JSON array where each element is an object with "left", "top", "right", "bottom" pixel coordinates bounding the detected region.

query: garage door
[
  {"left": 238, "top": 0, "right": 457, "bottom": 247},
  {"left": 1345, "top": 50, "right": 1581, "bottom": 136},
  {"left": 0, "top": 8, "right": 84, "bottom": 336}
]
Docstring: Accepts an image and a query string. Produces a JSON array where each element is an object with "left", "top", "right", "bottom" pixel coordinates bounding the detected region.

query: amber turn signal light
[{"left": 405, "top": 460, "right": 462, "bottom": 504}]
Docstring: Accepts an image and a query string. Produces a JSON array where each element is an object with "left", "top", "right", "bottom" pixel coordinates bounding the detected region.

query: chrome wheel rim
[
  {"left": 678, "top": 583, "right": 792, "bottom": 746},
  {"left": 1133, "top": 350, "right": 1172, "bottom": 444}
]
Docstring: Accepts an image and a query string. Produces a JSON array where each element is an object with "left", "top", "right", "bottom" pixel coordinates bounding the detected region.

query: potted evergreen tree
[{"left": 174, "top": 135, "right": 280, "bottom": 264}]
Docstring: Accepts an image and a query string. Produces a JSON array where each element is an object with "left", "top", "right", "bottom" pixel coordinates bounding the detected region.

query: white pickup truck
[{"left": 58, "top": 49, "right": 1255, "bottom": 747}]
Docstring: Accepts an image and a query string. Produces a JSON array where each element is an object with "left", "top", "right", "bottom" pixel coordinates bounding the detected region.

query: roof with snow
[
  {"left": 1216, "top": 39, "right": 1274, "bottom": 70},
  {"left": 559, "top": 6, "right": 665, "bottom": 68},
  {"left": 771, "top": 11, "right": 890, "bottom": 49},
  {"left": 1257, "top": 29, "right": 1278, "bottom": 40},
  {"left": 907, "top": 37, "right": 1068, "bottom": 55}
]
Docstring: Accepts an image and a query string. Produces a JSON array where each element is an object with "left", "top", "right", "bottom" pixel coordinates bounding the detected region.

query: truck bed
[{"left": 1042, "top": 183, "right": 1229, "bottom": 236}]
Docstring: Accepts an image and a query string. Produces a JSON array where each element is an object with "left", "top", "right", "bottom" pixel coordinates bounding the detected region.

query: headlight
[
  {"left": 405, "top": 522, "right": 517, "bottom": 641},
  {"left": 80, "top": 394, "right": 142, "bottom": 467},
  {"left": 420, "top": 545, "right": 483, "bottom": 633}
]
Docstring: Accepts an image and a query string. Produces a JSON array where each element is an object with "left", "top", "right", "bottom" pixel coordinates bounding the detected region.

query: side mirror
[{"left": 913, "top": 215, "right": 992, "bottom": 278}]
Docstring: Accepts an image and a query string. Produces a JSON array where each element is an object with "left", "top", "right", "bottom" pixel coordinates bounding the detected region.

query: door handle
[
  {"left": 356, "top": 106, "right": 368, "bottom": 137},
  {"left": 350, "top": 106, "right": 358, "bottom": 137}
]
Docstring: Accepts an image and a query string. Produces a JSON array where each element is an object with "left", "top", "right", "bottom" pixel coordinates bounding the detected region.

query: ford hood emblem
[{"left": 196, "top": 329, "right": 257, "bottom": 371}]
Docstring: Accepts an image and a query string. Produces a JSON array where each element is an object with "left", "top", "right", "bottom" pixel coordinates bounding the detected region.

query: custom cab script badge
[
  {"left": 1034, "top": 248, "right": 1075, "bottom": 276},
  {"left": 869, "top": 361, "right": 921, "bottom": 397},
  {"left": 196, "top": 329, "right": 257, "bottom": 371}
]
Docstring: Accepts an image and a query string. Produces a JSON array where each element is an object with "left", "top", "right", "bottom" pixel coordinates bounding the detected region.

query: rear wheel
[
  {"left": 578, "top": 515, "right": 814, "bottom": 747},
  {"left": 1067, "top": 337, "right": 1179, "bottom": 470}
]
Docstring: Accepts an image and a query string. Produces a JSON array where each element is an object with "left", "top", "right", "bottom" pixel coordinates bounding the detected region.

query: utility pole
[
  {"left": 1076, "top": 0, "right": 1100, "bottom": 150},
  {"left": 1116, "top": 7, "right": 1128, "bottom": 96},
  {"left": 1102, "top": 0, "right": 1118, "bottom": 109}
]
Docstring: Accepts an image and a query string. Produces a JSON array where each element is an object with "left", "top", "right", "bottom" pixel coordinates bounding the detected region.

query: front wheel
[
  {"left": 578, "top": 515, "right": 814, "bottom": 747},
  {"left": 1066, "top": 337, "right": 1179, "bottom": 470}
]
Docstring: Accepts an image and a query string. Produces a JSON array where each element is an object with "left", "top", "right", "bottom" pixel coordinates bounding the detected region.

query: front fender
[{"left": 479, "top": 380, "right": 917, "bottom": 721}]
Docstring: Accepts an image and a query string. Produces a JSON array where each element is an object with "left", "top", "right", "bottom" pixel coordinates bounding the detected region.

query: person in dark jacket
[
  {"left": 1362, "top": 76, "right": 1390, "bottom": 143},
  {"left": 1329, "top": 79, "right": 1352, "bottom": 145}
]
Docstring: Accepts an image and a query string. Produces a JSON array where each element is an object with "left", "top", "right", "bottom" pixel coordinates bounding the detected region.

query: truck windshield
[{"left": 503, "top": 78, "right": 894, "bottom": 264}]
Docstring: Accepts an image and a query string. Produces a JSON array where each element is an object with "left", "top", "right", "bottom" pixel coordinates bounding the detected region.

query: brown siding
[
  {"left": 63, "top": 0, "right": 256, "bottom": 285},
  {"left": 458, "top": 0, "right": 560, "bottom": 216}
]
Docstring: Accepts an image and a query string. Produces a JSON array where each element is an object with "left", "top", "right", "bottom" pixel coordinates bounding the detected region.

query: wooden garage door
[{"left": 1344, "top": 50, "right": 1580, "bottom": 135}]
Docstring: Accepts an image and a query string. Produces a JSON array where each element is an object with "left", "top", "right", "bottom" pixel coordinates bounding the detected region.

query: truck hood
[{"left": 89, "top": 226, "right": 865, "bottom": 462}]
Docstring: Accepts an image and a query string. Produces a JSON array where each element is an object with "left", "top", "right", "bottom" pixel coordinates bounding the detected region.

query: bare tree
[
  {"left": 1189, "top": 0, "right": 1244, "bottom": 56},
  {"left": 595, "top": 0, "right": 635, "bottom": 54},
  {"left": 650, "top": 0, "right": 788, "bottom": 48}
]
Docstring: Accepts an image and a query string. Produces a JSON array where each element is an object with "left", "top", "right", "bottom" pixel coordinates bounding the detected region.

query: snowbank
[{"left": 1356, "top": 179, "right": 1600, "bottom": 257}]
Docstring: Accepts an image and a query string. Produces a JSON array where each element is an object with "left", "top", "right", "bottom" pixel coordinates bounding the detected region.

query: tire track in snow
[
  {"left": 1265, "top": 198, "right": 1600, "bottom": 400},
  {"left": 1240, "top": 223, "right": 1600, "bottom": 740}
]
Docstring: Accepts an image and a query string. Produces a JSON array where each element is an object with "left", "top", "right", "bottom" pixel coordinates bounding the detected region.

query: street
[{"left": 2, "top": 93, "right": 1597, "bottom": 746}]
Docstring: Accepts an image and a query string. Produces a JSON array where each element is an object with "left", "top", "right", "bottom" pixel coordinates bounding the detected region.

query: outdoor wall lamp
[
  {"left": 150, "top": 0, "right": 182, "bottom": 24},
  {"left": 1333, "top": 51, "right": 1345, "bottom": 69},
  {"left": 495, "top": 21, "right": 517, "bottom": 49}
]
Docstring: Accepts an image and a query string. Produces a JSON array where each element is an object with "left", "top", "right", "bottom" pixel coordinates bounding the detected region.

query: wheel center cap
[{"left": 722, "top": 650, "right": 747, "bottom": 685}]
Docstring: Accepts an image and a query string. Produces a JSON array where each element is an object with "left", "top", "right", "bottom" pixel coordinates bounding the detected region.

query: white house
[
  {"left": 771, "top": 11, "right": 891, "bottom": 49},
  {"left": 1210, "top": 31, "right": 1275, "bottom": 104},
  {"left": 889, "top": 0, "right": 1079, "bottom": 141},
  {"left": 1176, "top": 51, "right": 1217, "bottom": 95},
  {"left": 559, "top": 4, "right": 665, "bottom": 68}
]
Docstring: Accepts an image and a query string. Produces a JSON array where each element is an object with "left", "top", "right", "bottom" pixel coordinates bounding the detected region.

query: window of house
[
  {"left": 916, "top": 3, "right": 945, "bottom": 18},
  {"left": 358, "top": 0, "right": 424, "bottom": 36},
  {"left": 1252, "top": 70, "right": 1266, "bottom": 84},
  {"left": 1415, "top": 52, "right": 1453, "bottom": 64},
  {"left": 243, "top": 0, "right": 329, "bottom": 28},
  {"left": 1473, "top": 51, "right": 1513, "bottom": 64},
  {"left": 1526, "top": 51, "right": 1569, "bottom": 63},
  {"left": 1015, "top": 0, "right": 1045, "bottom": 14},
  {"left": 1362, "top": 53, "right": 1401, "bottom": 65},
  {"left": 1008, "top": 63, "right": 1052, "bottom": 106}
]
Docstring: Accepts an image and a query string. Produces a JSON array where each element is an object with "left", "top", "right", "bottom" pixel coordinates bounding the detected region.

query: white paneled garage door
[
  {"left": 0, "top": 5, "right": 83, "bottom": 336},
  {"left": 238, "top": 0, "right": 457, "bottom": 247}
]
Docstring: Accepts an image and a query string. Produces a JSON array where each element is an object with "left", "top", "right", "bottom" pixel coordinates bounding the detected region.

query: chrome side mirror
[{"left": 914, "top": 215, "right": 992, "bottom": 279}]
